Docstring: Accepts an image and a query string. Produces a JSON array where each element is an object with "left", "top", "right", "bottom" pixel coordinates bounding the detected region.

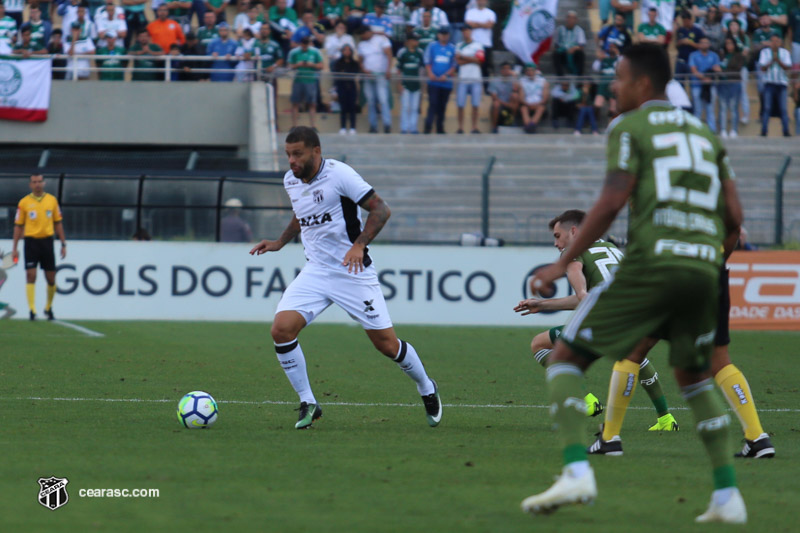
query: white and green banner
[
  {"left": 0, "top": 56, "right": 52, "bottom": 122},
  {"left": 501, "top": 0, "right": 559, "bottom": 65}
]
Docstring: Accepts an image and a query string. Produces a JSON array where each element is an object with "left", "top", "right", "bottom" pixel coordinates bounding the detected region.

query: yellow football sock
[
  {"left": 715, "top": 364, "right": 765, "bottom": 441},
  {"left": 26, "top": 283, "right": 36, "bottom": 314},
  {"left": 602, "top": 359, "right": 640, "bottom": 441},
  {"left": 45, "top": 284, "right": 56, "bottom": 312}
]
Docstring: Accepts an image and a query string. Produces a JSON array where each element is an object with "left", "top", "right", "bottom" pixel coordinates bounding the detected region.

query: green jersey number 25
[{"left": 652, "top": 132, "right": 720, "bottom": 211}]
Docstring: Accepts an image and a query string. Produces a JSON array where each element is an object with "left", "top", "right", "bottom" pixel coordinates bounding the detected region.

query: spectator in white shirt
[
  {"left": 759, "top": 33, "right": 792, "bottom": 136},
  {"left": 358, "top": 27, "right": 394, "bottom": 133},
  {"left": 464, "top": 0, "right": 495, "bottom": 80},
  {"left": 65, "top": 21, "right": 96, "bottom": 79},
  {"left": 455, "top": 26, "right": 484, "bottom": 133},
  {"left": 236, "top": 5, "right": 262, "bottom": 39},
  {"left": 325, "top": 20, "right": 356, "bottom": 66},
  {"left": 96, "top": 1, "right": 128, "bottom": 48}
]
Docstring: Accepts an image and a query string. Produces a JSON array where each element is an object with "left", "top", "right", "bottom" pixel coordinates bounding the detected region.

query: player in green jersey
[
  {"left": 515, "top": 209, "right": 679, "bottom": 434},
  {"left": 520, "top": 44, "right": 746, "bottom": 524}
]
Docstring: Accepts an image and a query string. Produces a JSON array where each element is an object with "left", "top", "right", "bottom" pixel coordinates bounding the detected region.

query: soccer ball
[{"left": 177, "top": 391, "right": 218, "bottom": 429}]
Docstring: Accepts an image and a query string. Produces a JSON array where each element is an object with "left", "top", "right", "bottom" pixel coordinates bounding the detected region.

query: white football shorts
[{"left": 275, "top": 263, "right": 393, "bottom": 330}]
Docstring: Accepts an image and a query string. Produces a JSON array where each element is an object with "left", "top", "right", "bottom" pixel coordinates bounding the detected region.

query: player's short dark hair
[
  {"left": 548, "top": 209, "right": 586, "bottom": 230},
  {"left": 622, "top": 43, "right": 671, "bottom": 95},
  {"left": 285, "top": 126, "right": 321, "bottom": 149}
]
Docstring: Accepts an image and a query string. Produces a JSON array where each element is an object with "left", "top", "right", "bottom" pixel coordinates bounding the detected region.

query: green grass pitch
[{"left": 2, "top": 322, "right": 798, "bottom": 532}]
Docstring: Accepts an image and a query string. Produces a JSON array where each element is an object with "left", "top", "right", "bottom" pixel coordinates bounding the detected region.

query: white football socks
[
  {"left": 275, "top": 339, "right": 316, "bottom": 405},
  {"left": 395, "top": 340, "right": 435, "bottom": 396}
]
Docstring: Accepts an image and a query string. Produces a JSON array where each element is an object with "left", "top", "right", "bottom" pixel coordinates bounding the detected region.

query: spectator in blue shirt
[
  {"left": 688, "top": 36, "right": 721, "bottom": 132},
  {"left": 207, "top": 23, "right": 238, "bottom": 82},
  {"left": 363, "top": 2, "right": 393, "bottom": 36},
  {"left": 291, "top": 12, "right": 325, "bottom": 48},
  {"left": 675, "top": 11, "right": 705, "bottom": 84},
  {"left": 596, "top": 13, "right": 632, "bottom": 53},
  {"left": 424, "top": 26, "right": 457, "bottom": 134}
]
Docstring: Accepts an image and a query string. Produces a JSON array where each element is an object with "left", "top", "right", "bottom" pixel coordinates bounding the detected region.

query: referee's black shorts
[
  {"left": 715, "top": 268, "right": 731, "bottom": 347},
  {"left": 24, "top": 236, "right": 56, "bottom": 271}
]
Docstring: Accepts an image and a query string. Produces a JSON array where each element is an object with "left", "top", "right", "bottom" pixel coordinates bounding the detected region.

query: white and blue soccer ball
[{"left": 177, "top": 391, "right": 218, "bottom": 429}]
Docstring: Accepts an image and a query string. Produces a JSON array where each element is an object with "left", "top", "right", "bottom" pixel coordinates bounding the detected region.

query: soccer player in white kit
[{"left": 250, "top": 127, "right": 443, "bottom": 429}]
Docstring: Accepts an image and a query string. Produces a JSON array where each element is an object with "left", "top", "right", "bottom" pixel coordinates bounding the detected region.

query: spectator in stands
[
  {"left": 720, "top": 0, "right": 748, "bottom": 32},
  {"left": 574, "top": 82, "right": 599, "bottom": 135},
  {"left": 386, "top": 0, "right": 410, "bottom": 52},
  {"left": 148, "top": 4, "right": 185, "bottom": 53},
  {"left": 197, "top": 11, "right": 218, "bottom": 52},
  {"left": 358, "top": 26, "right": 393, "bottom": 133},
  {"left": 675, "top": 11, "right": 704, "bottom": 86},
  {"left": 488, "top": 61, "right": 519, "bottom": 133},
  {"left": 441, "top": 0, "right": 467, "bottom": 44},
  {"left": 610, "top": 0, "right": 638, "bottom": 29},
  {"left": 292, "top": 11, "right": 325, "bottom": 49},
  {"left": 13, "top": 24, "right": 46, "bottom": 55},
  {"left": 700, "top": 6, "right": 725, "bottom": 53},
  {"left": 205, "top": 0, "right": 228, "bottom": 24},
  {"left": 637, "top": 7, "right": 666, "bottom": 44},
  {"left": 0, "top": 2, "right": 15, "bottom": 55},
  {"left": 550, "top": 81, "right": 579, "bottom": 130},
  {"left": 36, "top": 0, "right": 53, "bottom": 24},
  {"left": 519, "top": 62, "right": 549, "bottom": 133},
  {"left": 321, "top": 0, "right": 344, "bottom": 30},
  {"left": 255, "top": 24, "right": 283, "bottom": 83},
  {"left": 269, "top": 0, "right": 298, "bottom": 56},
  {"left": 96, "top": 30, "right": 126, "bottom": 80},
  {"left": 130, "top": 29, "right": 163, "bottom": 81},
  {"left": 57, "top": 0, "right": 80, "bottom": 38},
  {"left": 689, "top": 36, "right": 721, "bottom": 132},
  {"left": 96, "top": 1, "right": 127, "bottom": 48},
  {"left": 593, "top": 40, "right": 619, "bottom": 117},
  {"left": 793, "top": 80, "right": 800, "bottom": 135},
  {"left": 324, "top": 19, "right": 355, "bottom": 66},
  {"left": 410, "top": 0, "right": 449, "bottom": 29},
  {"left": 167, "top": 0, "right": 191, "bottom": 32},
  {"left": 232, "top": 1, "right": 250, "bottom": 35},
  {"left": 220, "top": 198, "right": 253, "bottom": 243},
  {"left": 692, "top": 0, "right": 713, "bottom": 24},
  {"left": 26, "top": 5, "right": 52, "bottom": 51},
  {"left": 718, "top": 36, "right": 745, "bottom": 137},
  {"left": 180, "top": 31, "right": 208, "bottom": 81},
  {"left": 396, "top": 34, "right": 424, "bottom": 134},
  {"left": 413, "top": 9, "right": 438, "bottom": 52},
  {"left": 47, "top": 29, "right": 66, "bottom": 79},
  {"left": 760, "top": 0, "right": 788, "bottom": 37},
  {"left": 726, "top": 18, "right": 751, "bottom": 124},
  {"left": 554, "top": 10, "right": 586, "bottom": 75},
  {"left": 455, "top": 25, "right": 484, "bottom": 134},
  {"left": 122, "top": 0, "right": 148, "bottom": 48},
  {"left": 3, "top": 0, "right": 22, "bottom": 27},
  {"left": 65, "top": 21, "right": 95, "bottom": 80},
  {"left": 64, "top": 3, "right": 96, "bottom": 46},
  {"left": 288, "top": 35, "right": 323, "bottom": 128},
  {"left": 597, "top": 13, "right": 632, "bottom": 53},
  {"left": 759, "top": 32, "right": 792, "bottom": 136},
  {"left": 789, "top": 4, "right": 800, "bottom": 67},
  {"left": 333, "top": 43, "right": 359, "bottom": 134},
  {"left": 364, "top": 1, "right": 392, "bottom": 36},
  {"left": 236, "top": 4, "right": 262, "bottom": 39},
  {"left": 234, "top": 27, "right": 257, "bottom": 81},
  {"left": 464, "top": 0, "right": 495, "bottom": 80},
  {"left": 207, "top": 22, "right": 238, "bottom": 82},
  {"left": 424, "top": 26, "right": 456, "bottom": 134}
]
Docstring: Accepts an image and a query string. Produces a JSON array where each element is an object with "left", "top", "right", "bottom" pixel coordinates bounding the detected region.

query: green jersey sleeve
[{"left": 606, "top": 115, "right": 640, "bottom": 176}]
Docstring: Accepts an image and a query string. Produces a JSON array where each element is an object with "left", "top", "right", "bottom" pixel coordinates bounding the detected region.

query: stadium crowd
[{"left": 0, "top": 0, "right": 799, "bottom": 135}]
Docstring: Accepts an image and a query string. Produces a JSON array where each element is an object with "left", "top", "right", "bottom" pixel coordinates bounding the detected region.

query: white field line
[
  {"left": 52, "top": 320, "right": 105, "bottom": 338},
  {"left": 4, "top": 396, "right": 800, "bottom": 413}
]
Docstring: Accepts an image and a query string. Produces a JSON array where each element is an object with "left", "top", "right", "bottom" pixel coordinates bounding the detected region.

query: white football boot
[
  {"left": 521, "top": 463, "right": 597, "bottom": 515},
  {"left": 695, "top": 488, "right": 747, "bottom": 524}
]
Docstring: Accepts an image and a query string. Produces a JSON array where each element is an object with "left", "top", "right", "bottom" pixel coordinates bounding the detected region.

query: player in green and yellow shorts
[
  {"left": 515, "top": 210, "right": 678, "bottom": 430},
  {"left": 521, "top": 44, "right": 747, "bottom": 524}
]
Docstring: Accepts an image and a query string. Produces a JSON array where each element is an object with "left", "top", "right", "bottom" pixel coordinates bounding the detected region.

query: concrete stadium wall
[{"left": 0, "top": 81, "right": 251, "bottom": 148}]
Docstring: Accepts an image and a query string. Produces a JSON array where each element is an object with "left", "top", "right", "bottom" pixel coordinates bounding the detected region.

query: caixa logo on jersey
[
  {"left": 38, "top": 476, "right": 70, "bottom": 511},
  {"left": 299, "top": 212, "right": 332, "bottom": 227},
  {"left": 521, "top": 264, "right": 571, "bottom": 315}
]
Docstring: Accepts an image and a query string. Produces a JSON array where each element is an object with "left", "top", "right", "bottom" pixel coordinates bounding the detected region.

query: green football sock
[
  {"left": 546, "top": 362, "right": 587, "bottom": 465},
  {"left": 639, "top": 358, "right": 670, "bottom": 417},
  {"left": 682, "top": 379, "right": 736, "bottom": 490}
]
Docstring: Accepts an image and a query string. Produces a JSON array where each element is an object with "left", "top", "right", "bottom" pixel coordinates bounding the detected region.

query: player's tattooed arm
[
  {"left": 342, "top": 192, "right": 391, "bottom": 273},
  {"left": 250, "top": 215, "right": 300, "bottom": 255},
  {"left": 355, "top": 192, "right": 391, "bottom": 247}
]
